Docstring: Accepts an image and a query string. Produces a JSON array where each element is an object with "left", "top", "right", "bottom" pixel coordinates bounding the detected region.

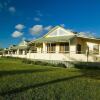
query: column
[
  {"left": 99, "top": 44, "right": 100, "bottom": 55},
  {"left": 70, "top": 40, "right": 76, "bottom": 54},
  {"left": 17, "top": 49, "right": 19, "bottom": 55},
  {"left": 56, "top": 44, "right": 59, "bottom": 53},
  {"left": 43, "top": 42, "right": 46, "bottom": 53},
  {"left": 23, "top": 50, "right": 25, "bottom": 55},
  {"left": 8, "top": 51, "right": 9, "bottom": 55}
]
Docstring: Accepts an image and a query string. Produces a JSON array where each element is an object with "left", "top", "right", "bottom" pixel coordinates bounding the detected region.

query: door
[{"left": 77, "top": 44, "right": 81, "bottom": 54}]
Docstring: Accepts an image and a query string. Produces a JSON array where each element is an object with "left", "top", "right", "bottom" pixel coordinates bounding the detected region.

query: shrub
[
  {"left": 56, "top": 63, "right": 66, "bottom": 68},
  {"left": 22, "top": 59, "right": 66, "bottom": 68},
  {"left": 74, "top": 62, "right": 100, "bottom": 70}
]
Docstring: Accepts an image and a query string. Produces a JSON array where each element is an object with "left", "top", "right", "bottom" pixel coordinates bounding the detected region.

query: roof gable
[
  {"left": 45, "top": 26, "right": 75, "bottom": 38},
  {"left": 18, "top": 40, "right": 28, "bottom": 46}
]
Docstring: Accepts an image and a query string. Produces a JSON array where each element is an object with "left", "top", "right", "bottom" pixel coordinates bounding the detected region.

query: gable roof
[
  {"left": 44, "top": 26, "right": 74, "bottom": 38},
  {"left": 43, "top": 26, "right": 61, "bottom": 37}
]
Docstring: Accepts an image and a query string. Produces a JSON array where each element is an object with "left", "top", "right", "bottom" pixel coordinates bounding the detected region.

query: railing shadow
[
  {"left": 0, "top": 68, "right": 55, "bottom": 77},
  {"left": 0, "top": 74, "right": 84, "bottom": 96}
]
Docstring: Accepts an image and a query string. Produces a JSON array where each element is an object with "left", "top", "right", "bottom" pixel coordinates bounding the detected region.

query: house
[
  {"left": 27, "top": 26, "right": 100, "bottom": 62},
  {"left": 3, "top": 40, "right": 30, "bottom": 58},
  {"left": 0, "top": 49, "right": 3, "bottom": 57},
  {"left": 3, "top": 26, "right": 100, "bottom": 62}
]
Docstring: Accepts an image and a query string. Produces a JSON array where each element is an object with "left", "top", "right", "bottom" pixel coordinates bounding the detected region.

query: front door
[{"left": 77, "top": 44, "right": 81, "bottom": 54}]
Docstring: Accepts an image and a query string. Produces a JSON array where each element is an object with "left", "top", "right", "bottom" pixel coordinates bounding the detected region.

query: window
[
  {"left": 59, "top": 43, "right": 69, "bottom": 53},
  {"left": 47, "top": 43, "right": 56, "bottom": 53},
  {"left": 31, "top": 47, "right": 37, "bottom": 53},
  {"left": 25, "top": 50, "right": 27, "bottom": 55},
  {"left": 12, "top": 50, "right": 16, "bottom": 54},
  {"left": 93, "top": 44, "right": 99, "bottom": 54},
  {"left": 76, "top": 44, "right": 81, "bottom": 54},
  {"left": 19, "top": 50, "right": 23, "bottom": 55}
]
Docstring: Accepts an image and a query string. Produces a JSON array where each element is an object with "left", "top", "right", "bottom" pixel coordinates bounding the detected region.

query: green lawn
[{"left": 0, "top": 57, "right": 100, "bottom": 100}]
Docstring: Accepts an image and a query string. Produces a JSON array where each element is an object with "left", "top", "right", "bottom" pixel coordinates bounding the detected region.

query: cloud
[
  {"left": 60, "top": 24, "right": 66, "bottom": 27},
  {"left": 9, "top": 6, "right": 16, "bottom": 13},
  {"left": 29, "top": 25, "right": 53, "bottom": 35},
  {"left": 15, "top": 24, "right": 25, "bottom": 31},
  {"left": 30, "top": 25, "right": 43, "bottom": 34},
  {"left": 34, "top": 17, "right": 40, "bottom": 21},
  {"left": 12, "top": 31, "right": 23, "bottom": 38},
  {"left": 44, "top": 25, "right": 53, "bottom": 31},
  {"left": 0, "top": 1, "right": 12, "bottom": 12}
]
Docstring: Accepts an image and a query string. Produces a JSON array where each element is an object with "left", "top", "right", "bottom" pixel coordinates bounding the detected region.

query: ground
[{"left": 0, "top": 57, "right": 100, "bottom": 100}]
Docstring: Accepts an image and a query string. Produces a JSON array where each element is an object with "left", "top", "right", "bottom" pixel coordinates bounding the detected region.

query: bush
[
  {"left": 74, "top": 62, "right": 100, "bottom": 70},
  {"left": 56, "top": 63, "right": 66, "bottom": 68},
  {"left": 22, "top": 59, "right": 66, "bottom": 68}
]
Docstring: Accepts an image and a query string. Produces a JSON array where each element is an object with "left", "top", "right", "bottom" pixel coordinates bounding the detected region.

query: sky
[{"left": 0, "top": 0, "right": 100, "bottom": 48}]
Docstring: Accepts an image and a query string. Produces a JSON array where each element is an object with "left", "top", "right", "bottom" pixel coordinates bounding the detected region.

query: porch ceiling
[{"left": 31, "top": 35, "right": 76, "bottom": 43}]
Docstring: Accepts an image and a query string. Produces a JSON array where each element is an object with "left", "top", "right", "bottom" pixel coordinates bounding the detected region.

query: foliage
[
  {"left": 22, "top": 58, "right": 66, "bottom": 68},
  {"left": 75, "top": 62, "right": 100, "bottom": 69}
]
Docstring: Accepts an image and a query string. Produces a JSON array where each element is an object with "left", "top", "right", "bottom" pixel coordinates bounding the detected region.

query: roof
[
  {"left": 30, "top": 35, "right": 76, "bottom": 43},
  {"left": 10, "top": 46, "right": 28, "bottom": 50},
  {"left": 43, "top": 26, "right": 75, "bottom": 38},
  {"left": 77, "top": 35, "right": 100, "bottom": 41}
]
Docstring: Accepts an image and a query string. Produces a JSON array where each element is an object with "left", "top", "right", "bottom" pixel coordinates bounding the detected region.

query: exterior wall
[
  {"left": 77, "top": 37, "right": 100, "bottom": 53},
  {"left": 86, "top": 42, "right": 99, "bottom": 52},
  {"left": 4, "top": 54, "right": 27, "bottom": 58},
  {"left": 76, "top": 38, "right": 87, "bottom": 53},
  {"left": 70, "top": 38, "right": 77, "bottom": 54},
  {"left": 27, "top": 53, "right": 95, "bottom": 62},
  {"left": 27, "top": 53, "right": 70, "bottom": 61}
]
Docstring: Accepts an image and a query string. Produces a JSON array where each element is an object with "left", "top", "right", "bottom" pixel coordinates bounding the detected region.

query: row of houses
[{"left": 2, "top": 26, "right": 100, "bottom": 62}]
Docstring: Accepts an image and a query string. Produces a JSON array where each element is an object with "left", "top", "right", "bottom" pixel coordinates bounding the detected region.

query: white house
[
  {"left": 4, "top": 40, "right": 29, "bottom": 58},
  {"left": 3, "top": 26, "right": 100, "bottom": 62}
]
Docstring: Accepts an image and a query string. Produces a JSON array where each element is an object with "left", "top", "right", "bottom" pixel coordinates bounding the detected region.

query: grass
[{"left": 0, "top": 57, "right": 100, "bottom": 100}]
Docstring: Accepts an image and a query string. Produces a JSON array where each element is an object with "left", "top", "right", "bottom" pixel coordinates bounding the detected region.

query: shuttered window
[
  {"left": 47, "top": 43, "right": 56, "bottom": 53},
  {"left": 59, "top": 43, "right": 69, "bottom": 53}
]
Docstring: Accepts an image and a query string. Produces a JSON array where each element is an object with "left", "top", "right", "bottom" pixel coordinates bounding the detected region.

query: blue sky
[{"left": 0, "top": 0, "right": 100, "bottom": 48}]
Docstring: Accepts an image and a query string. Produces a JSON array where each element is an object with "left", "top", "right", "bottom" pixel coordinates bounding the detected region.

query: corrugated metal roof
[
  {"left": 31, "top": 35, "right": 76, "bottom": 43},
  {"left": 10, "top": 46, "right": 28, "bottom": 50}
]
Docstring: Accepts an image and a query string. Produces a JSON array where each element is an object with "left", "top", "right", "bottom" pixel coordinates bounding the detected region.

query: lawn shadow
[
  {"left": 0, "top": 74, "right": 84, "bottom": 96},
  {"left": 0, "top": 68, "right": 55, "bottom": 77},
  {"left": 78, "top": 69, "right": 100, "bottom": 80},
  {"left": 74, "top": 62, "right": 100, "bottom": 80}
]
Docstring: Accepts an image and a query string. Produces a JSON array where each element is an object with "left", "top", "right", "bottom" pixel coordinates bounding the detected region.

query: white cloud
[
  {"left": 30, "top": 25, "right": 43, "bottom": 34},
  {"left": 44, "top": 25, "right": 53, "bottom": 31},
  {"left": 9, "top": 6, "right": 16, "bottom": 13},
  {"left": 34, "top": 17, "right": 40, "bottom": 21},
  {"left": 60, "top": 24, "right": 66, "bottom": 27},
  {"left": 29, "top": 25, "right": 53, "bottom": 35},
  {"left": 12, "top": 31, "right": 23, "bottom": 38},
  {"left": 15, "top": 24, "right": 25, "bottom": 31}
]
